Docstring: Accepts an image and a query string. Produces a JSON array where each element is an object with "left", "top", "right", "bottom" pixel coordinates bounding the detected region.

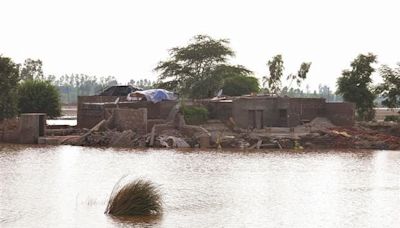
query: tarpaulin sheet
[{"left": 128, "top": 89, "right": 177, "bottom": 103}]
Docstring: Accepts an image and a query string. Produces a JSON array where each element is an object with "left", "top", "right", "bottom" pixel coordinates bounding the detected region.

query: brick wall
[
  {"left": 231, "top": 97, "right": 354, "bottom": 128},
  {"left": 77, "top": 96, "right": 124, "bottom": 128},
  {"left": 108, "top": 108, "right": 147, "bottom": 134},
  {"left": 200, "top": 100, "right": 233, "bottom": 120},
  {"left": 77, "top": 96, "right": 177, "bottom": 129},
  {"left": 232, "top": 97, "right": 280, "bottom": 128},
  {"left": 326, "top": 102, "right": 355, "bottom": 126},
  {"left": 287, "top": 98, "right": 326, "bottom": 127}
]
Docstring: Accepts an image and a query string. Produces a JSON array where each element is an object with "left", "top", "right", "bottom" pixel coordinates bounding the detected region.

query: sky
[{"left": 1, "top": 0, "right": 400, "bottom": 91}]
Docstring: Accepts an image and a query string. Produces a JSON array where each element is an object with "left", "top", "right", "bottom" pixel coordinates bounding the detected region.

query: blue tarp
[{"left": 128, "top": 89, "right": 177, "bottom": 103}]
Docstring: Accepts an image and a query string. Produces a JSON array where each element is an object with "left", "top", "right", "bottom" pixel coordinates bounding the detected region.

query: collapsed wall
[
  {"left": 0, "top": 113, "right": 46, "bottom": 144},
  {"left": 77, "top": 96, "right": 177, "bottom": 129},
  {"left": 105, "top": 108, "right": 148, "bottom": 134}
]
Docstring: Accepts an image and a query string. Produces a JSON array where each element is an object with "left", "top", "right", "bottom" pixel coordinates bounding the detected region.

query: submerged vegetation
[{"left": 105, "top": 178, "right": 163, "bottom": 216}]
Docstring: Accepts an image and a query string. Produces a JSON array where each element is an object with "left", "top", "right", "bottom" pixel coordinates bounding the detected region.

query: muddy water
[{"left": 0, "top": 145, "right": 399, "bottom": 228}]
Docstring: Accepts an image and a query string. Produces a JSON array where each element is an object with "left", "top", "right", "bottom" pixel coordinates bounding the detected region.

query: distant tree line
[
  {"left": 7, "top": 58, "right": 158, "bottom": 104},
  {"left": 52, "top": 75, "right": 157, "bottom": 104},
  {"left": 280, "top": 84, "right": 343, "bottom": 102}
]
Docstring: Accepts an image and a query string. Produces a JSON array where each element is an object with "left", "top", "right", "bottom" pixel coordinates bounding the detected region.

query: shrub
[
  {"left": 182, "top": 106, "right": 208, "bottom": 125},
  {"left": 17, "top": 80, "right": 61, "bottom": 118},
  {"left": 105, "top": 178, "right": 163, "bottom": 216},
  {"left": 384, "top": 115, "right": 400, "bottom": 122}
]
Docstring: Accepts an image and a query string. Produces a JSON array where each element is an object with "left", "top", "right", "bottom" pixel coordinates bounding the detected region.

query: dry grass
[{"left": 105, "top": 178, "right": 163, "bottom": 216}]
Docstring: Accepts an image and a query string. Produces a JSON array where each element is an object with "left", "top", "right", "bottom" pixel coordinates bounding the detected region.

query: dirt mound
[
  {"left": 307, "top": 117, "right": 335, "bottom": 130},
  {"left": 300, "top": 126, "right": 400, "bottom": 150}
]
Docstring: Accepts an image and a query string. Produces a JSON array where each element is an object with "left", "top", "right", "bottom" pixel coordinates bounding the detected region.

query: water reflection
[
  {"left": 108, "top": 214, "right": 163, "bottom": 227},
  {"left": 0, "top": 145, "right": 399, "bottom": 228}
]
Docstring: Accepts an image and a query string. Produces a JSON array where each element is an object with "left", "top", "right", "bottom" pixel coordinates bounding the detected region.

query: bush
[
  {"left": 384, "top": 115, "right": 400, "bottom": 122},
  {"left": 105, "top": 178, "right": 163, "bottom": 216},
  {"left": 17, "top": 80, "right": 61, "bottom": 118},
  {"left": 182, "top": 106, "right": 208, "bottom": 125}
]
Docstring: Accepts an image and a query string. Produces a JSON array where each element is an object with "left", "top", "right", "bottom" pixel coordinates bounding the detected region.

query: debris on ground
[
  {"left": 158, "top": 136, "right": 190, "bottom": 148},
  {"left": 299, "top": 124, "right": 400, "bottom": 150},
  {"left": 306, "top": 117, "right": 335, "bottom": 130},
  {"left": 57, "top": 114, "right": 400, "bottom": 150}
]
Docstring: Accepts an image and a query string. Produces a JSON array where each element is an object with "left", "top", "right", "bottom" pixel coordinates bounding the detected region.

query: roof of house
[{"left": 98, "top": 85, "right": 142, "bottom": 96}]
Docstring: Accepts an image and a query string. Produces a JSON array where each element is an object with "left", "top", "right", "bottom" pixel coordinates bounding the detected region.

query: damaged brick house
[
  {"left": 77, "top": 86, "right": 178, "bottom": 132},
  {"left": 206, "top": 95, "right": 355, "bottom": 128},
  {"left": 77, "top": 92, "right": 355, "bottom": 131}
]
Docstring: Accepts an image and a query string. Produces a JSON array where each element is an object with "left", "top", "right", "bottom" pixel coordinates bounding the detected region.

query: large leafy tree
[
  {"left": 376, "top": 64, "right": 400, "bottom": 108},
  {"left": 0, "top": 55, "right": 20, "bottom": 120},
  {"left": 20, "top": 58, "right": 44, "bottom": 80},
  {"left": 18, "top": 80, "right": 61, "bottom": 118},
  {"left": 155, "top": 35, "right": 251, "bottom": 98},
  {"left": 336, "top": 53, "right": 377, "bottom": 121}
]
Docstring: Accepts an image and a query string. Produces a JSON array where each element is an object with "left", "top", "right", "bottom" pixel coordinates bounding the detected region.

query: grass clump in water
[{"left": 105, "top": 178, "right": 163, "bottom": 216}]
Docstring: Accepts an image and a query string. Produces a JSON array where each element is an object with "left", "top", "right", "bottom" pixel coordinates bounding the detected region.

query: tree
[
  {"left": 0, "top": 55, "right": 20, "bottom": 120},
  {"left": 336, "top": 53, "right": 377, "bottom": 121},
  {"left": 155, "top": 34, "right": 244, "bottom": 98},
  {"left": 211, "top": 64, "right": 258, "bottom": 96},
  {"left": 99, "top": 76, "right": 118, "bottom": 91},
  {"left": 20, "top": 58, "right": 44, "bottom": 80},
  {"left": 263, "top": 55, "right": 311, "bottom": 94},
  {"left": 222, "top": 75, "right": 260, "bottom": 96},
  {"left": 129, "top": 78, "right": 155, "bottom": 90},
  {"left": 287, "top": 62, "right": 312, "bottom": 88},
  {"left": 318, "top": 84, "right": 335, "bottom": 101},
  {"left": 263, "top": 54, "right": 284, "bottom": 94},
  {"left": 18, "top": 80, "right": 61, "bottom": 118},
  {"left": 376, "top": 64, "right": 400, "bottom": 109}
]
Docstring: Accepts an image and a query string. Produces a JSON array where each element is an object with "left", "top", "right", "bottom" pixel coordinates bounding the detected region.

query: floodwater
[
  {"left": 0, "top": 145, "right": 399, "bottom": 228},
  {"left": 47, "top": 119, "right": 77, "bottom": 126}
]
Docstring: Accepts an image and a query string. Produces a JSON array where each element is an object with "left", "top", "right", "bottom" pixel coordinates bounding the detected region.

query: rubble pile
[
  {"left": 61, "top": 113, "right": 400, "bottom": 150},
  {"left": 300, "top": 126, "right": 400, "bottom": 150},
  {"left": 358, "top": 121, "right": 400, "bottom": 137},
  {"left": 84, "top": 130, "right": 145, "bottom": 147},
  {"left": 68, "top": 111, "right": 209, "bottom": 149},
  {"left": 78, "top": 127, "right": 203, "bottom": 149},
  {"left": 306, "top": 117, "right": 335, "bottom": 130},
  {"left": 202, "top": 119, "right": 400, "bottom": 150},
  {"left": 152, "top": 128, "right": 192, "bottom": 148}
]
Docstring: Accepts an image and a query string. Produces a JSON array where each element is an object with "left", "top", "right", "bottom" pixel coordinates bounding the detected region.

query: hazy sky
[{"left": 1, "top": 0, "right": 399, "bottom": 91}]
